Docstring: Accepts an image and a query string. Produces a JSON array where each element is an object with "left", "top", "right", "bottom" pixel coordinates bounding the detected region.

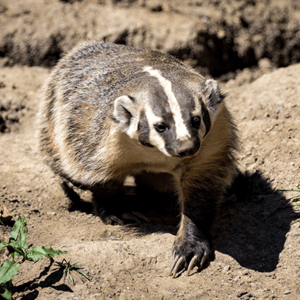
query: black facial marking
[
  {"left": 191, "top": 116, "right": 201, "bottom": 129},
  {"left": 138, "top": 110, "right": 153, "bottom": 148},
  {"left": 201, "top": 99, "right": 211, "bottom": 138},
  {"left": 127, "top": 95, "right": 136, "bottom": 103},
  {"left": 147, "top": 77, "right": 171, "bottom": 116}
]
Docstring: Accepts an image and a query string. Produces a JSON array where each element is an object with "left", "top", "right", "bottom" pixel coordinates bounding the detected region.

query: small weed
[
  {"left": 279, "top": 181, "right": 300, "bottom": 225},
  {"left": 0, "top": 216, "right": 67, "bottom": 300},
  {"left": 55, "top": 258, "right": 90, "bottom": 285},
  {"left": 279, "top": 181, "right": 300, "bottom": 201}
]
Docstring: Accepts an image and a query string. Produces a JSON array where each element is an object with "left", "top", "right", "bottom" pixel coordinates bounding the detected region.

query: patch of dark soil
[
  {"left": 0, "top": 94, "right": 26, "bottom": 133},
  {"left": 1, "top": 0, "right": 300, "bottom": 78},
  {"left": 0, "top": 66, "right": 48, "bottom": 133},
  {"left": 169, "top": 28, "right": 257, "bottom": 77}
]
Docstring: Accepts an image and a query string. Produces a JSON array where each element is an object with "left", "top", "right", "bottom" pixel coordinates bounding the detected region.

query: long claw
[
  {"left": 108, "top": 215, "right": 124, "bottom": 225},
  {"left": 169, "top": 255, "right": 180, "bottom": 276},
  {"left": 171, "top": 257, "right": 185, "bottom": 278},
  {"left": 131, "top": 211, "right": 149, "bottom": 222},
  {"left": 187, "top": 255, "right": 199, "bottom": 276},
  {"left": 98, "top": 207, "right": 124, "bottom": 225},
  {"left": 121, "top": 212, "right": 141, "bottom": 224},
  {"left": 199, "top": 251, "right": 208, "bottom": 270},
  {"left": 98, "top": 207, "right": 111, "bottom": 225}
]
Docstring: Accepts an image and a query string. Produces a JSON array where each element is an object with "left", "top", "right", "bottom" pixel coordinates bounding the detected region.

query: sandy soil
[{"left": 1, "top": 0, "right": 300, "bottom": 299}]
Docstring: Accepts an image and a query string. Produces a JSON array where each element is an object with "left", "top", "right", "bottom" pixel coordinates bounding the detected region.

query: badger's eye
[
  {"left": 154, "top": 123, "right": 168, "bottom": 133},
  {"left": 191, "top": 116, "right": 201, "bottom": 129}
]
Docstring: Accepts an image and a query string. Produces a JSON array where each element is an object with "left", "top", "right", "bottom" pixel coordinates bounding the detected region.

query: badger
[{"left": 38, "top": 41, "right": 239, "bottom": 277}]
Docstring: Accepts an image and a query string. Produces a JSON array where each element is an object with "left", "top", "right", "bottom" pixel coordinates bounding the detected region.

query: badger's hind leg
[
  {"left": 91, "top": 177, "right": 148, "bottom": 226},
  {"left": 91, "top": 180, "right": 125, "bottom": 225}
]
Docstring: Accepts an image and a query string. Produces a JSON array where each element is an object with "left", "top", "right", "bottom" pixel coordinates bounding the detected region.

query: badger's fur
[{"left": 38, "top": 41, "right": 239, "bottom": 277}]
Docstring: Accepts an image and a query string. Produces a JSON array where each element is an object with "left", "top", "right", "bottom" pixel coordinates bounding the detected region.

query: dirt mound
[
  {"left": 1, "top": 0, "right": 300, "bottom": 77},
  {"left": 0, "top": 66, "right": 49, "bottom": 133}
]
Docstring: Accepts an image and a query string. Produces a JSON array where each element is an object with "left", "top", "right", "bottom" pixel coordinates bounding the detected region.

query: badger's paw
[
  {"left": 98, "top": 207, "right": 124, "bottom": 225},
  {"left": 169, "top": 237, "right": 211, "bottom": 278},
  {"left": 98, "top": 207, "right": 149, "bottom": 226}
]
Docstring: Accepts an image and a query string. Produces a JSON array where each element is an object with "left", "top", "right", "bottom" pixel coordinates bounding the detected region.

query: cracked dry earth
[{"left": 0, "top": 63, "right": 300, "bottom": 299}]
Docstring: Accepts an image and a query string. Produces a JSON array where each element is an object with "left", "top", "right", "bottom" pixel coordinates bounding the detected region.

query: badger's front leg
[{"left": 170, "top": 182, "right": 219, "bottom": 277}]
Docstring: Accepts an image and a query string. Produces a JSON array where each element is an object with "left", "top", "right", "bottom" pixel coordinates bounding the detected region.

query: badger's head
[{"left": 112, "top": 66, "right": 225, "bottom": 158}]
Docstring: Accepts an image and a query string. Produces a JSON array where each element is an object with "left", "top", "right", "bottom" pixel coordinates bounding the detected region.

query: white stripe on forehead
[{"left": 143, "top": 66, "right": 190, "bottom": 141}]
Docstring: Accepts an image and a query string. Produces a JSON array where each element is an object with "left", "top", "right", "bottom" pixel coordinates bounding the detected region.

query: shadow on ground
[
  {"left": 63, "top": 170, "right": 299, "bottom": 273},
  {"left": 13, "top": 258, "right": 73, "bottom": 300},
  {"left": 212, "top": 171, "right": 299, "bottom": 272}
]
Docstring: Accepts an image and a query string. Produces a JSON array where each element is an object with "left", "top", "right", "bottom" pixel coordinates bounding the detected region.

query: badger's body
[{"left": 39, "top": 42, "right": 238, "bottom": 277}]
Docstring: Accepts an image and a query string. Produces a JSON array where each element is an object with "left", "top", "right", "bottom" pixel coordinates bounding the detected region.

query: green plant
[
  {"left": 290, "top": 181, "right": 300, "bottom": 202},
  {"left": 55, "top": 258, "right": 89, "bottom": 285},
  {"left": 0, "top": 216, "right": 67, "bottom": 300}
]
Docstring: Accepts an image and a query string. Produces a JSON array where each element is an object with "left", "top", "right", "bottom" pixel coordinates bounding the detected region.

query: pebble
[
  {"left": 0, "top": 205, "right": 13, "bottom": 222},
  {"left": 223, "top": 265, "right": 231, "bottom": 271},
  {"left": 47, "top": 211, "right": 56, "bottom": 216},
  {"left": 234, "top": 275, "right": 240, "bottom": 281}
]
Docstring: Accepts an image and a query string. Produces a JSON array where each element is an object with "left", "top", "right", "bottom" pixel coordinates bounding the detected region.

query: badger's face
[{"left": 113, "top": 66, "right": 225, "bottom": 158}]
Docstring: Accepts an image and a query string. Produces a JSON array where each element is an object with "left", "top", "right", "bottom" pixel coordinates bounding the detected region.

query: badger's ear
[
  {"left": 112, "top": 95, "right": 139, "bottom": 138},
  {"left": 202, "top": 79, "right": 226, "bottom": 113},
  {"left": 200, "top": 79, "right": 226, "bottom": 138}
]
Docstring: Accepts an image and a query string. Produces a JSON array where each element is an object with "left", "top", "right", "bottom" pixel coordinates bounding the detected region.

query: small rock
[
  {"left": 47, "top": 211, "right": 56, "bottom": 216},
  {"left": 0, "top": 205, "right": 13, "bottom": 222},
  {"left": 224, "top": 265, "right": 231, "bottom": 271},
  {"left": 284, "top": 290, "right": 291, "bottom": 295},
  {"left": 234, "top": 275, "right": 240, "bottom": 281},
  {"left": 258, "top": 58, "right": 272, "bottom": 70}
]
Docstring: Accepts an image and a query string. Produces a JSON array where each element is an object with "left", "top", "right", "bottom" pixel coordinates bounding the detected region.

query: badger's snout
[{"left": 169, "top": 138, "right": 200, "bottom": 158}]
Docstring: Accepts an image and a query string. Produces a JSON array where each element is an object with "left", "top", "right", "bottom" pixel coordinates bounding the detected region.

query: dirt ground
[{"left": 1, "top": 0, "right": 300, "bottom": 299}]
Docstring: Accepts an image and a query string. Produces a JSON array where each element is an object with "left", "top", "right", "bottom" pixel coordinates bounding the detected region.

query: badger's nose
[
  {"left": 178, "top": 148, "right": 196, "bottom": 157},
  {"left": 176, "top": 139, "right": 200, "bottom": 157}
]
